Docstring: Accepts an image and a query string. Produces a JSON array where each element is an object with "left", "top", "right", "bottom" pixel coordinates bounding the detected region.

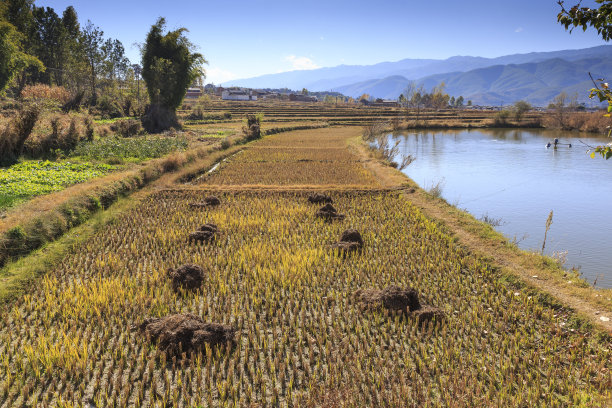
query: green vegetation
[
  {"left": 71, "top": 136, "right": 188, "bottom": 161},
  {"left": 558, "top": 0, "right": 612, "bottom": 158},
  {"left": 141, "top": 17, "right": 206, "bottom": 132},
  {"left": 0, "top": 19, "right": 43, "bottom": 92},
  {"left": 0, "top": 160, "right": 113, "bottom": 206}
]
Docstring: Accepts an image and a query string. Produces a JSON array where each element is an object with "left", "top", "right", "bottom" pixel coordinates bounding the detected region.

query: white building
[{"left": 222, "top": 89, "right": 257, "bottom": 101}]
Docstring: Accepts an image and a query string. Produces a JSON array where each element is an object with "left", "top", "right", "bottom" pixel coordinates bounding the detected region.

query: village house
[
  {"left": 185, "top": 87, "right": 203, "bottom": 99},
  {"left": 221, "top": 89, "right": 257, "bottom": 101}
]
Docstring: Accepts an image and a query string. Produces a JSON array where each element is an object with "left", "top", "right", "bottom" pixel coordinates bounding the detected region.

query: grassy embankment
[{"left": 0, "top": 124, "right": 609, "bottom": 406}]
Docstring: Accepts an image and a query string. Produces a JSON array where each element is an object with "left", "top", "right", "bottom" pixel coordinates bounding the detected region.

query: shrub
[
  {"left": 242, "top": 113, "right": 262, "bottom": 141},
  {"left": 494, "top": 110, "right": 510, "bottom": 125},
  {"left": 111, "top": 119, "right": 142, "bottom": 138},
  {"left": 20, "top": 84, "right": 71, "bottom": 104},
  {"left": 62, "top": 91, "right": 85, "bottom": 113},
  {"left": 362, "top": 120, "right": 387, "bottom": 141},
  {"left": 84, "top": 117, "right": 95, "bottom": 141},
  {"left": 0, "top": 104, "right": 40, "bottom": 165},
  {"left": 220, "top": 138, "right": 231, "bottom": 150},
  {"left": 161, "top": 152, "right": 186, "bottom": 172},
  {"left": 96, "top": 96, "right": 125, "bottom": 119},
  {"left": 61, "top": 119, "right": 80, "bottom": 151}
]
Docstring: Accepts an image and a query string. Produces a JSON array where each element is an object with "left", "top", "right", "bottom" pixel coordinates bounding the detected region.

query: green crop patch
[
  {"left": 0, "top": 161, "right": 115, "bottom": 205},
  {"left": 71, "top": 136, "right": 188, "bottom": 161}
]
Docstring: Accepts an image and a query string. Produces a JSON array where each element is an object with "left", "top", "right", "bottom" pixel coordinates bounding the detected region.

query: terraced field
[
  {"left": 0, "top": 126, "right": 609, "bottom": 407},
  {"left": 180, "top": 100, "right": 537, "bottom": 128}
]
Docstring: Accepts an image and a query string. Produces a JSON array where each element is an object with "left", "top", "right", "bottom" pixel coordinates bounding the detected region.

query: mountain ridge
[
  {"left": 332, "top": 55, "right": 611, "bottom": 105},
  {"left": 221, "top": 45, "right": 612, "bottom": 105}
]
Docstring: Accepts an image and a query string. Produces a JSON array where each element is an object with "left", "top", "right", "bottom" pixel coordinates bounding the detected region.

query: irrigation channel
[{"left": 391, "top": 128, "right": 612, "bottom": 288}]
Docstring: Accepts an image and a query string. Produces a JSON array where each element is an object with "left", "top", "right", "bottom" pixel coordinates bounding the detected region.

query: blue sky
[{"left": 39, "top": 0, "right": 608, "bottom": 84}]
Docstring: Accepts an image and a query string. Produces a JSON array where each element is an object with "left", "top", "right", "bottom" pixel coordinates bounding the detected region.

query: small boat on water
[{"left": 546, "top": 138, "right": 572, "bottom": 148}]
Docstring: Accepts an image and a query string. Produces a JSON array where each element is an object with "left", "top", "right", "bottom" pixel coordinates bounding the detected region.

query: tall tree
[
  {"left": 30, "top": 6, "right": 63, "bottom": 85},
  {"left": 58, "top": 5, "right": 82, "bottom": 89},
  {"left": 80, "top": 21, "right": 104, "bottom": 103},
  {"left": 102, "top": 38, "right": 129, "bottom": 83},
  {"left": 0, "top": 20, "right": 43, "bottom": 93},
  {"left": 61, "top": 6, "right": 79, "bottom": 38},
  {"left": 141, "top": 17, "right": 206, "bottom": 132}
]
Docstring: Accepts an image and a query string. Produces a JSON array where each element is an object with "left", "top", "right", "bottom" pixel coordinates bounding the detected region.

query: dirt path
[{"left": 346, "top": 129, "right": 612, "bottom": 332}]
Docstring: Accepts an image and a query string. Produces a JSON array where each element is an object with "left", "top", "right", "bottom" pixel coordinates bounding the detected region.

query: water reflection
[{"left": 391, "top": 129, "right": 612, "bottom": 288}]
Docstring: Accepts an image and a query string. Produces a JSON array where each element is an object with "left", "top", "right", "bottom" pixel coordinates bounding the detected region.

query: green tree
[
  {"left": 513, "top": 100, "right": 531, "bottom": 122},
  {"left": 0, "top": 20, "right": 43, "bottom": 93},
  {"left": 59, "top": 6, "right": 87, "bottom": 93},
  {"left": 456, "top": 95, "right": 464, "bottom": 107},
  {"left": 558, "top": 0, "right": 612, "bottom": 158},
  {"left": 141, "top": 17, "right": 206, "bottom": 132},
  {"left": 30, "top": 6, "right": 64, "bottom": 85},
  {"left": 80, "top": 21, "right": 104, "bottom": 103},
  {"left": 449, "top": 96, "right": 455, "bottom": 107}
]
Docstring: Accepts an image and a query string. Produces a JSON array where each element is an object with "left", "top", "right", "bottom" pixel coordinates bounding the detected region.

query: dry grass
[{"left": 20, "top": 84, "right": 71, "bottom": 104}]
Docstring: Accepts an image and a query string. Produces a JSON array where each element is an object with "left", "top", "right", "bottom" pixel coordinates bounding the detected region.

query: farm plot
[
  {"left": 0, "top": 161, "right": 115, "bottom": 209},
  {"left": 0, "top": 190, "right": 609, "bottom": 407},
  {"left": 200, "top": 128, "right": 380, "bottom": 187}
]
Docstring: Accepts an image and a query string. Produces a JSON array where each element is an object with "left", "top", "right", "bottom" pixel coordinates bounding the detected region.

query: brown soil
[
  {"left": 199, "top": 223, "right": 218, "bottom": 234},
  {"left": 308, "top": 193, "right": 333, "bottom": 204},
  {"left": 189, "top": 196, "right": 221, "bottom": 208},
  {"left": 413, "top": 306, "right": 445, "bottom": 325},
  {"left": 136, "top": 313, "right": 235, "bottom": 356},
  {"left": 204, "top": 196, "right": 221, "bottom": 206},
  {"left": 355, "top": 286, "right": 445, "bottom": 324},
  {"left": 167, "top": 264, "right": 205, "bottom": 291},
  {"left": 316, "top": 203, "right": 345, "bottom": 221},
  {"left": 331, "top": 229, "right": 363, "bottom": 256},
  {"left": 188, "top": 231, "right": 213, "bottom": 243},
  {"left": 339, "top": 229, "right": 363, "bottom": 246},
  {"left": 188, "top": 223, "right": 219, "bottom": 244},
  {"left": 356, "top": 286, "right": 421, "bottom": 311}
]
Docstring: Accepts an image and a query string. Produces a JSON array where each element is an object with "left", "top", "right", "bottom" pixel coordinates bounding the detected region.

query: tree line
[
  {"left": 0, "top": 0, "right": 144, "bottom": 113},
  {"left": 1, "top": 1, "right": 205, "bottom": 133}
]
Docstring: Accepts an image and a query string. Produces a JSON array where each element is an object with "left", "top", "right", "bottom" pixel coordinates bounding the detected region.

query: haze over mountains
[{"left": 222, "top": 45, "right": 612, "bottom": 106}]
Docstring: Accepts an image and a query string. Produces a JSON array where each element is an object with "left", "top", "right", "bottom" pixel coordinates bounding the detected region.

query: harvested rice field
[
  {"left": 0, "top": 127, "right": 610, "bottom": 407},
  {"left": 200, "top": 128, "right": 380, "bottom": 187},
  {"left": 1, "top": 189, "right": 609, "bottom": 407}
]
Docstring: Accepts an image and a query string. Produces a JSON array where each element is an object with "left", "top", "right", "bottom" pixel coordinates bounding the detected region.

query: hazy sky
[{"left": 39, "top": 0, "right": 608, "bottom": 84}]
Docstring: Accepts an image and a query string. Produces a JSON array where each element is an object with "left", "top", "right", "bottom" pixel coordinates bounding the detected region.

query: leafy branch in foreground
[
  {"left": 587, "top": 75, "right": 612, "bottom": 159},
  {"left": 557, "top": 1, "right": 612, "bottom": 159},
  {"left": 557, "top": 0, "right": 612, "bottom": 41}
]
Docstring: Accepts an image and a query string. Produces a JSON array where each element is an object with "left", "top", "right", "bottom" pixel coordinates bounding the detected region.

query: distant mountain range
[{"left": 222, "top": 45, "right": 612, "bottom": 106}]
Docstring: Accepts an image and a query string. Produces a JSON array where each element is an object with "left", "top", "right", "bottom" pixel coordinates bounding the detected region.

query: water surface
[{"left": 392, "top": 129, "right": 612, "bottom": 288}]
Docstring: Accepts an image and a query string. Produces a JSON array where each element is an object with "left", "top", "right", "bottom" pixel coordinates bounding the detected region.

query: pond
[{"left": 391, "top": 128, "right": 612, "bottom": 288}]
